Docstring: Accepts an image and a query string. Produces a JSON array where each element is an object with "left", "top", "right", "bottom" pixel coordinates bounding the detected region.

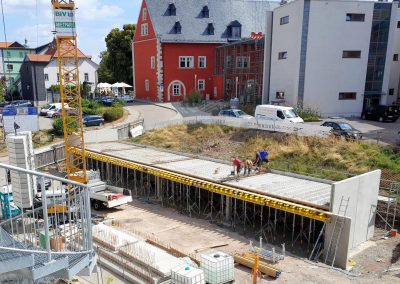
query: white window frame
[
  {"left": 44, "top": 74, "right": 49, "bottom": 81},
  {"left": 236, "top": 56, "right": 250, "bottom": 68},
  {"left": 142, "top": 8, "right": 147, "bottom": 21},
  {"left": 141, "top": 23, "right": 148, "bottom": 36},
  {"left": 198, "top": 79, "right": 205, "bottom": 91},
  {"left": 198, "top": 56, "right": 206, "bottom": 68},
  {"left": 179, "top": 56, "right": 194, "bottom": 68},
  {"left": 84, "top": 73, "right": 89, "bottom": 81},
  {"left": 150, "top": 56, "right": 155, "bottom": 69},
  {"left": 173, "top": 83, "right": 181, "bottom": 96},
  {"left": 145, "top": 79, "right": 149, "bottom": 92}
]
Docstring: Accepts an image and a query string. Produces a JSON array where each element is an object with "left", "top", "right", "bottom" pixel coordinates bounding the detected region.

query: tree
[
  {"left": 98, "top": 24, "right": 136, "bottom": 84},
  {"left": 0, "top": 77, "right": 6, "bottom": 102}
]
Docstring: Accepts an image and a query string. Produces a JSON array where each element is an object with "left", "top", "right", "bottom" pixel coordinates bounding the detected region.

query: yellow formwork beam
[{"left": 72, "top": 148, "right": 331, "bottom": 222}]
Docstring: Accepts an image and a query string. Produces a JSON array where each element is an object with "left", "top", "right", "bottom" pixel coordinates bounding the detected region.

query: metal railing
[{"left": 0, "top": 163, "right": 93, "bottom": 277}]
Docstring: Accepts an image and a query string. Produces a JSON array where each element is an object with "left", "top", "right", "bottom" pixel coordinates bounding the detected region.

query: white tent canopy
[
  {"left": 97, "top": 82, "right": 112, "bottom": 88},
  {"left": 112, "top": 82, "right": 132, "bottom": 88}
]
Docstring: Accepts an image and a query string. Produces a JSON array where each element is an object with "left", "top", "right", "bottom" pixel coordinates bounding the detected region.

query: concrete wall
[
  {"left": 84, "top": 128, "right": 119, "bottom": 144},
  {"left": 327, "top": 170, "right": 381, "bottom": 268},
  {"left": 269, "top": 0, "right": 304, "bottom": 106},
  {"left": 324, "top": 215, "right": 351, "bottom": 269}
]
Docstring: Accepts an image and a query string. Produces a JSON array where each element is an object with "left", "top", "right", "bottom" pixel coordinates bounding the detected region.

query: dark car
[
  {"left": 101, "top": 98, "right": 115, "bottom": 106},
  {"left": 6, "top": 100, "right": 32, "bottom": 108},
  {"left": 361, "top": 105, "right": 399, "bottom": 122},
  {"left": 321, "top": 121, "right": 362, "bottom": 140},
  {"left": 83, "top": 115, "right": 105, "bottom": 127}
]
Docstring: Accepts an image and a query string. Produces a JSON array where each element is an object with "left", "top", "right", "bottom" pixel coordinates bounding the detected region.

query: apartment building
[{"left": 268, "top": 0, "right": 400, "bottom": 117}]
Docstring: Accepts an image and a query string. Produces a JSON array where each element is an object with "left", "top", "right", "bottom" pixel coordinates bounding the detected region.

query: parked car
[
  {"left": 218, "top": 109, "right": 254, "bottom": 119},
  {"left": 6, "top": 100, "right": 32, "bottom": 108},
  {"left": 0, "top": 101, "right": 9, "bottom": 107},
  {"left": 101, "top": 98, "right": 115, "bottom": 106},
  {"left": 361, "top": 105, "right": 399, "bottom": 122},
  {"left": 47, "top": 107, "right": 78, "bottom": 118},
  {"left": 321, "top": 121, "right": 362, "bottom": 140},
  {"left": 120, "top": 95, "right": 134, "bottom": 103},
  {"left": 83, "top": 115, "right": 105, "bottom": 127}
]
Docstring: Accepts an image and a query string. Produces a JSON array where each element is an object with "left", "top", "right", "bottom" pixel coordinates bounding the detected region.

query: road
[{"left": 39, "top": 102, "right": 179, "bottom": 131}]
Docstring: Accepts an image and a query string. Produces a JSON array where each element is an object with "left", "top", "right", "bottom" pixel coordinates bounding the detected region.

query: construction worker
[
  {"left": 255, "top": 149, "right": 269, "bottom": 168},
  {"left": 231, "top": 157, "right": 242, "bottom": 177},
  {"left": 244, "top": 159, "right": 253, "bottom": 176}
]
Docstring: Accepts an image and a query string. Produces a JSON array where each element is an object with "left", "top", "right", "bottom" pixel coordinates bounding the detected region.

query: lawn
[{"left": 131, "top": 124, "right": 400, "bottom": 182}]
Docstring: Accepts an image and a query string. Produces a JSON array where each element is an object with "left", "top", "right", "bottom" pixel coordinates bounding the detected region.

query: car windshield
[
  {"left": 234, "top": 110, "right": 246, "bottom": 116},
  {"left": 283, "top": 109, "right": 298, "bottom": 118},
  {"left": 338, "top": 123, "right": 353, "bottom": 130}
]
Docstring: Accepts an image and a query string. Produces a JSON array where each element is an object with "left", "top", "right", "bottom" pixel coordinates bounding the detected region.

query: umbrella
[
  {"left": 97, "top": 82, "right": 112, "bottom": 88},
  {"left": 111, "top": 82, "right": 124, "bottom": 88},
  {"left": 119, "top": 82, "right": 132, "bottom": 88}
]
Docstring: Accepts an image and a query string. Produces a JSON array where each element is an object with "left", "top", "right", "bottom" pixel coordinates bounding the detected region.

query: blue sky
[{"left": 2, "top": 0, "right": 141, "bottom": 63}]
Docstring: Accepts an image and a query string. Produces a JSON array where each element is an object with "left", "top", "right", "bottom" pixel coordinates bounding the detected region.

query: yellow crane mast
[{"left": 51, "top": 0, "right": 87, "bottom": 183}]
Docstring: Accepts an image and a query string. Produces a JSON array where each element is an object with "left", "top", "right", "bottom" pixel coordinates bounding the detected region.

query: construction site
[{"left": 0, "top": 1, "right": 399, "bottom": 284}]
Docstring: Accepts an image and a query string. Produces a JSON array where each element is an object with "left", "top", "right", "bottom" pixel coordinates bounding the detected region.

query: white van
[
  {"left": 255, "top": 105, "right": 304, "bottom": 123},
  {"left": 40, "top": 103, "right": 68, "bottom": 116}
]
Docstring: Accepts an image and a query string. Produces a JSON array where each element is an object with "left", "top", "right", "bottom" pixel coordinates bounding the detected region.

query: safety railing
[{"left": 0, "top": 163, "right": 93, "bottom": 276}]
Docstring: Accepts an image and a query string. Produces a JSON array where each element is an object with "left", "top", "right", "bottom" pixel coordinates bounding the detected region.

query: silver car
[{"left": 218, "top": 109, "right": 253, "bottom": 119}]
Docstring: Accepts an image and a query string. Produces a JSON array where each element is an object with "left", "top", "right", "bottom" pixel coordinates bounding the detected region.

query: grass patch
[{"left": 131, "top": 124, "right": 400, "bottom": 181}]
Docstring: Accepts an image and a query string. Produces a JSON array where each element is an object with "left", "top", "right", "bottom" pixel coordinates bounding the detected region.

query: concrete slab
[{"left": 86, "top": 142, "right": 333, "bottom": 208}]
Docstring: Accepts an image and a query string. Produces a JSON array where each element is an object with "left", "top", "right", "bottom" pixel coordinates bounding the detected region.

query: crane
[{"left": 51, "top": 0, "right": 87, "bottom": 184}]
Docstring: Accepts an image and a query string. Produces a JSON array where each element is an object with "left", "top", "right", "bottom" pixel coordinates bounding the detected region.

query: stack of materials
[
  {"left": 171, "top": 264, "right": 205, "bottom": 284},
  {"left": 92, "top": 223, "right": 138, "bottom": 250},
  {"left": 200, "top": 251, "right": 234, "bottom": 284},
  {"left": 234, "top": 253, "right": 282, "bottom": 279}
]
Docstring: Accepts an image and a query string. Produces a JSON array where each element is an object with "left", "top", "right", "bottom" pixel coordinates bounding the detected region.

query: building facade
[
  {"left": 268, "top": 0, "right": 400, "bottom": 117},
  {"left": 20, "top": 41, "right": 98, "bottom": 106},
  {"left": 133, "top": 0, "right": 277, "bottom": 102},
  {"left": 0, "top": 41, "right": 34, "bottom": 88}
]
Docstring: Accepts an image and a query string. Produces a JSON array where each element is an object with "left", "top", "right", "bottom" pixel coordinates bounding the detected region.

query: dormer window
[
  {"left": 228, "top": 20, "right": 241, "bottom": 40},
  {"left": 207, "top": 23, "right": 214, "bottom": 35},
  {"left": 168, "top": 3, "right": 176, "bottom": 16},
  {"left": 173, "top": 21, "right": 182, "bottom": 34},
  {"left": 202, "top": 6, "right": 209, "bottom": 18}
]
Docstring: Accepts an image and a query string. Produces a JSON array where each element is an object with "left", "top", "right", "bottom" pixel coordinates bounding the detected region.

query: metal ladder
[{"left": 324, "top": 196, "right": 350, "bottom": 266}]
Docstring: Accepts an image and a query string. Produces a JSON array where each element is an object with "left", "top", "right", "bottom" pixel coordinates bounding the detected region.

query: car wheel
[
  {"left": 93, "top": 201, "right": 102, "bottom": 210},
  {"left": 378, "top": 117, "right": 384, "bottom": 122}
]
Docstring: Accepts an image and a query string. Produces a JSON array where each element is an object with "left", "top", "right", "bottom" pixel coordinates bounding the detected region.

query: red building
[{"left": 133, "top": 0, "right": 276, "bottom": 102}]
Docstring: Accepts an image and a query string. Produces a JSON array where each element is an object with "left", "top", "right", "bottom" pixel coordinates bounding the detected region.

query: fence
[
  {"left": 34, "top": 143, "right": 66, "bottom": 169},
  {"left": 114, "top": 119, "right": 144, "bottom": 140},
  {"left": 145, "top": 116, "right": 332, "bottom": 137}
]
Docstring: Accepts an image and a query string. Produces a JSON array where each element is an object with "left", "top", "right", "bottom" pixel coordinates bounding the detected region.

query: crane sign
[{"left": 52, "top": 0, "right": 87, "bottom": 184}]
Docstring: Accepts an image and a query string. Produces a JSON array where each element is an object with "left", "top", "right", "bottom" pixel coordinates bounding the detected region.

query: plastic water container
[
  {"left": 200, "top": 251, "right": 234, "bottom": 284},
  {"left": 171, "top": 264, "right": 205, "bottom": 284}
]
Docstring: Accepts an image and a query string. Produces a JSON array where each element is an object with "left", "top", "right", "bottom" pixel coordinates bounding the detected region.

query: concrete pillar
[{"left": 225, "top": 197, "right": 232, "bottom": 223}]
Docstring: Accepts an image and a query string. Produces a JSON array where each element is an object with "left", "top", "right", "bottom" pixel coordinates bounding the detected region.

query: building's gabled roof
[
  {"left": 25, "top": 54, "right": 52, "bottom": 63},
  {"left": 145, "top": 0, "right": 278, "bottom": 43},
  {"left": 36, "top": 39, "right": 92, "bottom": 59},
  {"left": 0, "top": 41, "right": 26, "bottom": 49}
]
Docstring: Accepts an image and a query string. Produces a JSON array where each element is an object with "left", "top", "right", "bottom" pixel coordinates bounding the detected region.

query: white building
[
  {"left": 20, "top": 41, "right": 98, "bottom": 106},
  {"left": 267, "top": 0, "right": 400, "bottom": 117}
]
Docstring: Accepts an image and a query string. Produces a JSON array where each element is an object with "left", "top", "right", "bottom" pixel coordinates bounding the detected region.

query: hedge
[{"left": 103, "top": 106, "right": 124, "bottom": 122}]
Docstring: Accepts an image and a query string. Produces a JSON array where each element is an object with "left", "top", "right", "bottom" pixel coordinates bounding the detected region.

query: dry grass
[{"left": 131, "top": 124, "right": 400, "bottom": 181}]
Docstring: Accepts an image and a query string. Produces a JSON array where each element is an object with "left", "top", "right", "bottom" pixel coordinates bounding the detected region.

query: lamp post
[{"left": 235, "top": 76, "right": 238, "bottom": 98}]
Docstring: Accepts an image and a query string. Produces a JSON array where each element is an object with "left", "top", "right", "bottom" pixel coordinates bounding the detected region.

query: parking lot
[{"left": 309, "top": 117, "right": 400, "bottom": 146}]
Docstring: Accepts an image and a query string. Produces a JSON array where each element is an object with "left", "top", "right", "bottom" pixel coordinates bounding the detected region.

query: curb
[{"left": 133, "top": 99, "right": 179, "bottom": 114}]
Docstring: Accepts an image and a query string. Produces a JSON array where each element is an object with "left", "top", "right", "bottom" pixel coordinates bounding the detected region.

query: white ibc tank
[
  {"left": 171, "top": 264, "right": 205, "bottom": 284},
  {"left": 6, "top": 132, "right": 36, "bottom": 209},
  {"left": 200, "top": 251, "right": 234, "bottom": 284}
]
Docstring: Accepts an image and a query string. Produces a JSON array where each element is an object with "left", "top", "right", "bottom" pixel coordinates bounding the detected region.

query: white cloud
[
  {"left": 74, "top": 0, "right": 124, "bottom": 21},
  {"left": 3, "top": 0, "right": 48, "bottom": 12},
  {"left": 15, "top": 23, "right": 53, "bottom": 46}
]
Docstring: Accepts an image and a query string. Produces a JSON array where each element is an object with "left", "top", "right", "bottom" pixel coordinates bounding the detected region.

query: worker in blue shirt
[{"left": 255, "top": 149, "right": 269, "bottom": 168}]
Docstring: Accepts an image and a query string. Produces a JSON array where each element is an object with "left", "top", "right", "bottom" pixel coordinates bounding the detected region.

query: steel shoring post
[
  {"left": 187, "top": 185, "right": 191, "bottom": 217},
  {"left": 308, "top": 218, "right": 313, "bottom": 252},
  {"left": 243, "top": 201, "right": 247, "bottom": 234},
  {"left": 292, "top": 214, "right": 296, "bottom": 246},
  {"left": 198, "top": 187, "right": 201, "bottom": 216},
  {"left": 292, "top": 216, "right": 311, "bottom": 247}
]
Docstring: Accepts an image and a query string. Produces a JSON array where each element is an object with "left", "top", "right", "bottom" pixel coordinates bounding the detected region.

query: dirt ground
[{"left": 91, "top": 199, "right": 400, "bottom": 284}]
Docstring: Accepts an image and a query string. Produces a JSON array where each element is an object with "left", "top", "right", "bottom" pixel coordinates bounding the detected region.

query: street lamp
[{"left": 235, "top": 76, "right": 238, "bottom": 98}]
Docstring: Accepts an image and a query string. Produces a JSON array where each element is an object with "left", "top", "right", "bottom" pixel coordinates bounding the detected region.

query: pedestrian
[
  {"left": 231, "top": 156, "right": 242, "bottom": 177},
  {"left": 244, "top": 159, "right": 253, "bottom": 176},
  {"left": 255, "top": 149, "right": 269, "bottom": 168}
]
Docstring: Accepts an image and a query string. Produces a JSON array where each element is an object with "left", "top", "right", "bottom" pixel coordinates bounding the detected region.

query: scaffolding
[{"left": 215, "top": 38, "right": 265, "bottom": 108}]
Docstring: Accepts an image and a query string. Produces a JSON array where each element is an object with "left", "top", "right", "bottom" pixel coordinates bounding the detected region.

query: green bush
[
  {"left": 82, "top": 99, "right": 102, "bottom": 115},
  {"left": 294, "top": 106, "right": 321, "bottom": 122},
  {"left": 52, "top": 118, "right": 78, "bottom": 136},
  {"left": 185, "top": 91, "right": 202, "bottom": 106},
  {"left": 103, "top": 106, "right": 124, "bottom": 122}
]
